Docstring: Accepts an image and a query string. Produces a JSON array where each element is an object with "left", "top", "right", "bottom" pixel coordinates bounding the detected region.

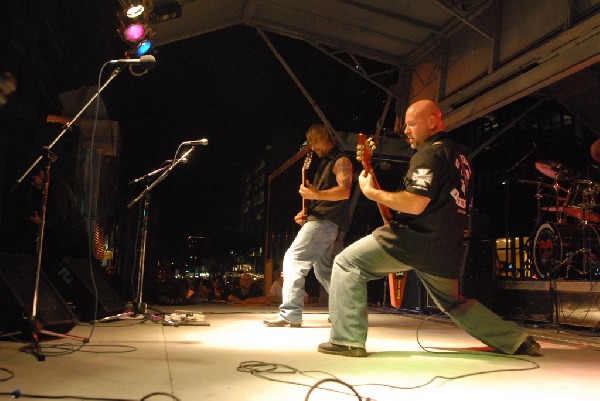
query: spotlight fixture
[
  {"left": 126, "top": 4, "right": 145, "bottom": 18},
  {"left": 123, "top": 23, "right": 147, "bottom": 42},
  {"left": 136, "top": 40, "right": 153, "bottom": 56},
  {"left": 116, "top": 0, "right": 155, "bottom": 61},
  {"left": 119, "top": 0, "right": 145, "bottom": 18}
]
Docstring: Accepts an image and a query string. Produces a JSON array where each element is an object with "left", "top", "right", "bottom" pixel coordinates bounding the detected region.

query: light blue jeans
[
  {"left": 329, "top": 235, "right": 529, "bottom": 354},
  {"left": 279, "top": 219, "right": 339, "bottom": 324}
]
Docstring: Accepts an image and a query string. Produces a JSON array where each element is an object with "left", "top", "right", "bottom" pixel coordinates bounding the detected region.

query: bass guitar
[{"left": 357, "top": 133, "right": 407, "bottom": 308}]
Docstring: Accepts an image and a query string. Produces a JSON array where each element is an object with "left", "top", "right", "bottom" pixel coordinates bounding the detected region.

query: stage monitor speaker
[
  {"left": 45, "top": 258, "right": 125, "bottom": 321},
  {"left": 0, "top": 253, "right": 78, "bottom": 334}
]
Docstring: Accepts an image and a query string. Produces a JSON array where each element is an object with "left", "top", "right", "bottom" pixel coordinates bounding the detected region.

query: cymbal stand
[
  {"left": 578, "top": 205, "right": 596, "bottom": 280},
  {"left": 96, "top": 145, "right": 197, "bottom": 326},
  {"left": 22, "top": 149, "right": 89, "bottom": 361},
  {"left": 547, "top": 246, "right": 591, "bottom": 325}
]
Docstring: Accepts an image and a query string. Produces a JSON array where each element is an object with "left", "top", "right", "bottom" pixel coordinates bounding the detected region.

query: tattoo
[{"left": 334, "top": 157, "right": 353, "bottom": 188}]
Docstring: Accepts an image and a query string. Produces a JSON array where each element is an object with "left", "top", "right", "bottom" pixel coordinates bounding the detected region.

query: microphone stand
[
  {"left": 8, "top": 68, "right": 123, "bottom": 361},
  {"left": 96, "top": 145, "right": 196, "bottom": 326},
  {"left": 21, "top": 149, "right": 89, "bottom": 361}
]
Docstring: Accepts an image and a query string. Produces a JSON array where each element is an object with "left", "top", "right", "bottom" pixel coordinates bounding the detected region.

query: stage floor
[{"left": 1, "top": 304, "right": 599, "bottom": 401}]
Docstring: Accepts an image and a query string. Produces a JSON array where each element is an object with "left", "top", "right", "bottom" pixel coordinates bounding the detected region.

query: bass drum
[{"left": 532, "top": 222, "right": 600, "bottom": 279}]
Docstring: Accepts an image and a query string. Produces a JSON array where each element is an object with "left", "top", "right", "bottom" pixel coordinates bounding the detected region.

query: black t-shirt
[{"left": 373, "top": 132, "right": 472, "bottom": 278}]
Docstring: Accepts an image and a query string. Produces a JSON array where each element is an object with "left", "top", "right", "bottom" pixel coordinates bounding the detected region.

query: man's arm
[
  {"left": 359, "top": 171, "right": 430, "bottom": 215},
  {"left": 300, "top": 157, "right": 353, "bottom": 201}
]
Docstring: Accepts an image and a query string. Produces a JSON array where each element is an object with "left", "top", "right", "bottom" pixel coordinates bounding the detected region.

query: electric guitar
[
  {"left": 357, "top": 133, "right": 407, "bottom": 308},
  {"left": 300, "top": 151, "right": 313, "bottom": 225}
]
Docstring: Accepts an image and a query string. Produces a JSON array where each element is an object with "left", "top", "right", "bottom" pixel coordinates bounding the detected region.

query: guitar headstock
[
  {"left": 356, "top": 133, "right": 376, "bottom": 172},
  {"left": 302, "top": 151, "right": 313, "bottom": 171}
]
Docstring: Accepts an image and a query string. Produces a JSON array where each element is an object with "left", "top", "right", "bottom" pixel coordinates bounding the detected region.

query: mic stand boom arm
[
  {"left": 127, "top": 145, "right": 195, "bottom": 208},
  {"left": 12, "top": 67, "right": 123, "bottom": 192}
]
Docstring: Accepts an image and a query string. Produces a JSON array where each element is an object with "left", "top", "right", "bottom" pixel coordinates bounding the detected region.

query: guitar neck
[
  {"left": 302, "top": 170, "right": 309, "bottom": 213},
  {"left": 369, "top": 170, "right": 393, "bottom": 225}
]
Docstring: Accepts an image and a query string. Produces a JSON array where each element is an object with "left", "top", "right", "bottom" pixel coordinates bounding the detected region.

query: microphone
[
  {"left": 109, "top": 55, "right": 156, "bottom": 69},
  {"left": 182, "top": 139, "right": 208, "bottom": 146}
]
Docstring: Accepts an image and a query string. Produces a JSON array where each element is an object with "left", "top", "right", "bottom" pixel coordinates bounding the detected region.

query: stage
[{"left": 0, "top": 304, "right": 598, "bottom": 401}]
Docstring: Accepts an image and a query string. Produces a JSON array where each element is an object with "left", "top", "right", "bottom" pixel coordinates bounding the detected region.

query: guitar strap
[{"left": 313, "top": 156, "right": 335, "bottom": 191}]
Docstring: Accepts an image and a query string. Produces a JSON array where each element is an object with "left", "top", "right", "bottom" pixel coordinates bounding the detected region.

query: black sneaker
[
  {"left": 515, "top": 336, "right": 541, "bottom": 356},
  {"left": 318, "top": 342, "right": 367, "bottom": 357}
]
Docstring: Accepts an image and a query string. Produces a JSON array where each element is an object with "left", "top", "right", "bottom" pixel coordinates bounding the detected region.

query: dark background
[
  {"left": 2, "top": 1, "right": 598, "bottom": 288},
  {"left": 0, "top": 1, "right": 394, "bottom": 263}
]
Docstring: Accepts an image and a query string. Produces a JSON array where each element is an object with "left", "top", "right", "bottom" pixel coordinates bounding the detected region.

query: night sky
[
  {"left": 0, "top": 2, "right": 397, "bottom": 263},
  {"left": 101, "top": 25, "right": 393, "bottom": 260}
]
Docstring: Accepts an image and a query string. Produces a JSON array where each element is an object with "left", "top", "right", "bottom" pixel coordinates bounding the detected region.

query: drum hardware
[
  {"left": 546, "top": 246, "right": 595, "bottom": 325},
  {"left": 550, "top": 248, "right": 591, "bottom": 275},
  {"left": 532, "top": 222, "right": 600, "bottom": 280},
  {"left": 562, "top": 179, "right": 600, "bottom": 224}
]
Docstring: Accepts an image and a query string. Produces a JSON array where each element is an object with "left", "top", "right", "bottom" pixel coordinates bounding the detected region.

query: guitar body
[{"left": 357, "top": 133, "right": 407, "bottom": 308}]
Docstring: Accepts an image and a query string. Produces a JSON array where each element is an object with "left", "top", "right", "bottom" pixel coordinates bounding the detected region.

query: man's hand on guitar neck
[
  {"left": 358, "top": 170, "right": 378, "bottom": 200},
  {"left": 299, "top": 181, "right": 319, "bottom": 200}
]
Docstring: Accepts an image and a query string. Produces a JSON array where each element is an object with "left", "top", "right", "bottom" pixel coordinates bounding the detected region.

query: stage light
[
  {"left": 136, "top": 40, "right": 152, "bottom": 56},
  {"left": 126, "top": 4, "right": 145, "bottom": 18},
  {"left": 116, "top": 0, "right": 156, "bottom": 63},
  {"left": 124, "top": 23, "right": 146, "bottom": 42},
  {"left": 120, "top": 0, "right": 145, "bottom": 18}
]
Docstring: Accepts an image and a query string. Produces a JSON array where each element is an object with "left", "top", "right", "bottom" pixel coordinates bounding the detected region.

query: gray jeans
[
  {"left": 328, "top": 234, "right": 529, "bottom": 354},
  {"left": 279, "top": 219, "right": 339, "bottom": 324}
]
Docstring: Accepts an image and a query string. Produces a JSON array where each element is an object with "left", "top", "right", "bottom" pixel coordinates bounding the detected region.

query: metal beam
[
  {"left": 310, "top": 44, "right": 400, "bottom": 100},
  {"left": 430, "top": 0, "right": 493, "bottom": 41},
  {"left": 249, "top": 18, "right": 407, "bottom": 66},
  {"left": 442, "top": 12, "right": 600, "bottom": 131},
  {"left": 467, "top": 99, "right": 544, "bottom": 160},
  {"left": 333, "top": 0, "right": 442, "bottom": 32},
  {"left": 256, "top": 28, "right": 334, "bottom": 131}
]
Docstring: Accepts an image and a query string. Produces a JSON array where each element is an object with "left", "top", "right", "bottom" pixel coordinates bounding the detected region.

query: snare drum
[
  {"left": 563, "top": 180, "right": 600, "bottom": 223},
  {"left": 532, "top": 222, "right": 600, "bottom": 279}
]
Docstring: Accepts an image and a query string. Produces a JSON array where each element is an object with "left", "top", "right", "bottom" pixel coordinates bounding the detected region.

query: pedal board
[{"left": 168, "top": 310, "right": 210, "bottom": 326}]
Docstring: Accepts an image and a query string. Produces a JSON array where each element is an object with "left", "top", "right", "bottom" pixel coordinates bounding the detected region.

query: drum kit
[{"left": 520, "top": 160, "right": 600, "bottom": 279}]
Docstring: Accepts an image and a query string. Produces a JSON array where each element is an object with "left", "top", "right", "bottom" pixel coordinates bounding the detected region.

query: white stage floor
[{"left": 1, "top": 304, "right": 599, "bottom": 401}]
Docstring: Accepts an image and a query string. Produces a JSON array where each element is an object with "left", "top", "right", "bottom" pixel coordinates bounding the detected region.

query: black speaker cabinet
[
  {"left": 44, "top": 258, "right": 125, "bottom": 321},
  {"left": 0, "top": 253, "right": 78, "bottom": 334}
]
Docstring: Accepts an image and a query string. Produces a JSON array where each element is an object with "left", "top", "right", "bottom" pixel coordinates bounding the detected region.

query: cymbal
[
  {"left": 535, "top": 160, "right": 577, "bottom": 182},
  {"left": 517, "top": 179, "right": 556, "bottom": 190}
]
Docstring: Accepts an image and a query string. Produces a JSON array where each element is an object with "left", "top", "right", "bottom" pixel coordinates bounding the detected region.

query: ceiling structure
[{"left": 149, "top": 0, "right": 600, "bottom": 134}]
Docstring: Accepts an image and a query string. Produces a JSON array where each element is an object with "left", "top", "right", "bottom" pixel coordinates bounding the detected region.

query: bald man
[{"left": 318, "top": 100, "right": 541, "bottom": 357}]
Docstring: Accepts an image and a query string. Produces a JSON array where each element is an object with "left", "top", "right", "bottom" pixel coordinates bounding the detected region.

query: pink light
[{"left": 124, "top": 24, "right": 146, "bottom": 42}]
